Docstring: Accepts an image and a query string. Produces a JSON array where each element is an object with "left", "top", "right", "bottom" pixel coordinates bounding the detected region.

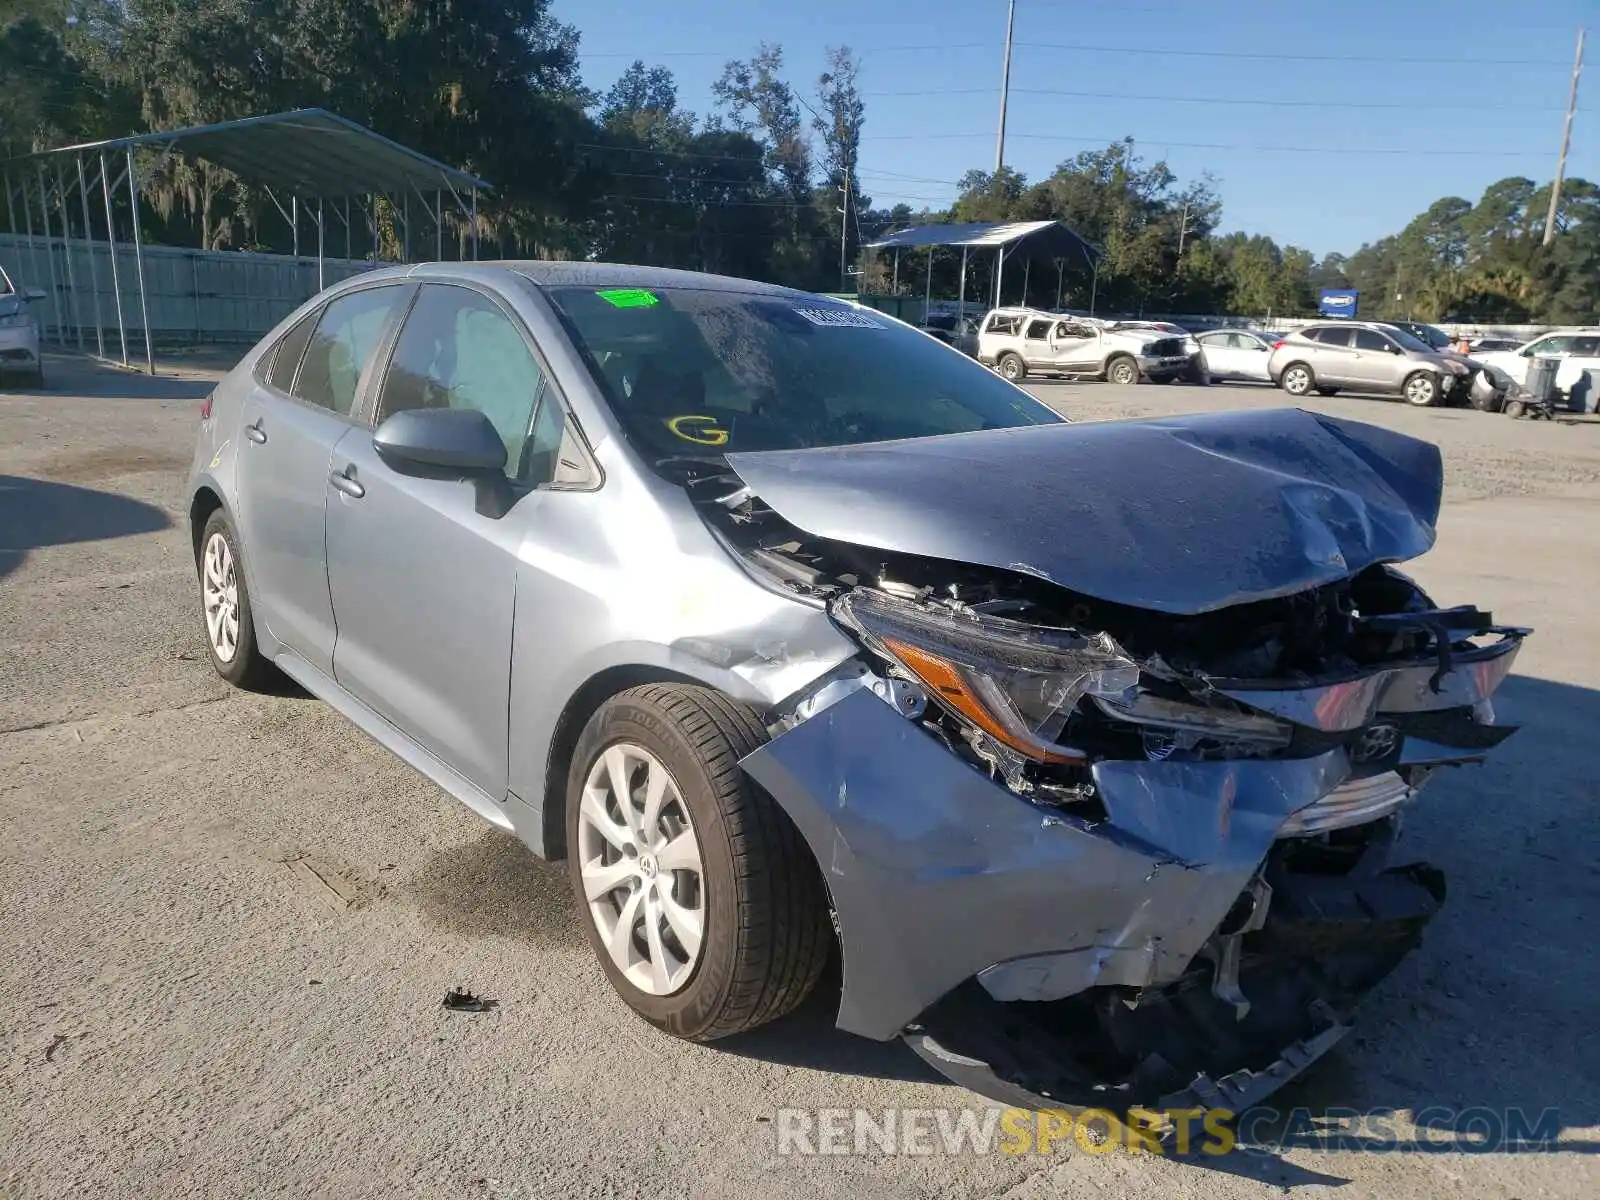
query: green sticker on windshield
[{"left": 596, "top": 288, "right": 659, "bottom": 309}]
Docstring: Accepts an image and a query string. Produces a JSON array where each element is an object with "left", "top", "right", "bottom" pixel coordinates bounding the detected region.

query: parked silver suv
[{"left": 1268, "top": 321, "right": 1470, "bottom": 406}]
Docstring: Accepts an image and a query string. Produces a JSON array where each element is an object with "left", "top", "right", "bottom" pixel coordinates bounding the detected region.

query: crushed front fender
[{"left": 741, "top": 685, "right": 1451, "bottom": 1110}]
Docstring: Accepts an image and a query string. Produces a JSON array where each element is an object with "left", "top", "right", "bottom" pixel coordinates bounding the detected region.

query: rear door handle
[
  {"left": 328, "top": 466, "right": 365, "bottom": 499},
  {"left": 244, "top": 419, "right": 267, "bottom": 444}
]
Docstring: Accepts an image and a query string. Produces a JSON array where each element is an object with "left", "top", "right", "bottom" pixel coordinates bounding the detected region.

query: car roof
[{"left": 408, "top": 259, "right": 821, "bottom": 299}]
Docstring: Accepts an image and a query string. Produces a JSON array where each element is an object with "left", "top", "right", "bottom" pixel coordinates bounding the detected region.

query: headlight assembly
[{"left": 832, "top": 589, "right": 1139, "bottom": 764}]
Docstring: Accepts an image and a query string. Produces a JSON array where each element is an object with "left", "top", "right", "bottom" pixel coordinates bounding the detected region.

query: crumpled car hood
[{"left": 725, "top": 408, "right": 1442, "bottom": 615}]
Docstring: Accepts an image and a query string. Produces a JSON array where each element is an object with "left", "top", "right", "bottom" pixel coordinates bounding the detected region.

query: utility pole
[
  {"left": 994, "top": 0, "right": 1016, "bottom": 176},
  {"left": 1544, "top": 26, "right": 1586, "bottom": 247},
  {"left": 837, "top": 176, "right": 850, "bottom": 292},
  {"left": 1177, "top": 199, "right": 1193, "bottom": 259}
]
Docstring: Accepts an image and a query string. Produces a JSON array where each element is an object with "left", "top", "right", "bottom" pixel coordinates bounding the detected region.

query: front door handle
[
  {"left": 328, "top": 466, "right": 365, "bottom": 499},
  {"left": 244, "top": 419, "right": 267, "bottom": 444}
]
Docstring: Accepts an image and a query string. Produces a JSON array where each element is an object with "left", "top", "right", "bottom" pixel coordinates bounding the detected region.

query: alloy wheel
[
  {"left": 202, "top": 531, "right": 240, "bottom": 663},
  {"left": 576, "top": 743, "right": 706, "bottom": 997}
]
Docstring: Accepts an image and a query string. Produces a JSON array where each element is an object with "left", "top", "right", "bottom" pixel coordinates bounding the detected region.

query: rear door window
[
  {"left": 294, "top": 285, "right": 404, "bottom": 417},
  {"left": 265, "top": 308, "right": 320, "bottom": 394},
  {"left": 1025, "top": 319, "right": 1051, "bottom": 340}
]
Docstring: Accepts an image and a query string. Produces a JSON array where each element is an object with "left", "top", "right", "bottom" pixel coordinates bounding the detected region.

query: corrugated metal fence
[{"left": 0, "top": 232, "right": 380, "bottom": 351}]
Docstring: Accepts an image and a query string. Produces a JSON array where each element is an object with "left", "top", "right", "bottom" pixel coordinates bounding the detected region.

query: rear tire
[
  {"left": 1281, "top": 363, "right": 1315, "bottom": 397},
  {"left": 1315, "top": 386, "right": 1340, "bottom": 397},
  {"left": 565, "top": 684, "right": 831, "bottom": 1042},
  {"left": 1106, "top": 355, "right": 1139, "bottom": 386},
  {"left": 197, "top": 510, "right": 272, "bottom": 688},
  {"left": 997, "top": 352, "right": 1027, "bottom": 383},
  {"left": 1403, "top": 371, "right": 1440, "bottom": 407}
]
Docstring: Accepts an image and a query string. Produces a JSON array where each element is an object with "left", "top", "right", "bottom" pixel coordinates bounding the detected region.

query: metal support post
[
  {"left": 435, "top": 189, "right": 443, "bottom": 261},
  {"left": 317, "top": 197, "right": 325, "bottom": 291},
  {"left": 994, "top": 245, "right": 1005, "bottom": 308},
  {"left": 403, "top": 192, "right": 411, "bottom": 263},
  {"left": 77, "top": 156, "right": 104, "bottom": 357},
  {"left": 52, "top": 163, "right": 83, "bottom": 350},
  {"left": 958, "top": 246, "right": 968, "bottom": 317},
  {"left": 19, "top": 173, "right": 46, "bottom": 341},
  {"left": 126, "top": 149, "right": 154, "bottom": 373},
  {"left": 892, "top": 247, "right": 900, "bottom": 295},
  {"left": 36, "top": 165, "right": 63, "bottom": 344},
  {"left": 470, "top": 188, "right": 479, "bottom": 260},
  {"left": 291, "top": 195, "right": 299, "bottom": 258},
  {"left": 99, "top": 153, "right": 128, "bottom": 366},
  {"left": 924, "top": 245, "right": 934, "bottom": 322}
]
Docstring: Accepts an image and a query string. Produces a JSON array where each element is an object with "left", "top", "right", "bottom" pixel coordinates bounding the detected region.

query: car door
[
  {"left": 233, "top": 282, "right": 406, "bottom": 673},
  {"left": 1196, "top": 332, "right": 1239, "bottom": 379},
  {"left": 1557, "top": 335, "right": 1600, "bottom": 392},
  {"left": 1307, "top": 326, "right": 1358, "bottom": 385},
  {"left": 324, "top": 281, "right": 564, "bottom": 797},
  {"left": 1022, "top": 318, "right": 1053, "bottom": 368},
  {"left": 1047, "top": 320, "right": 1097, "bottom": 370},
  {"left": 1347, "top": 327, "right": 1400, "bottom": 389}
]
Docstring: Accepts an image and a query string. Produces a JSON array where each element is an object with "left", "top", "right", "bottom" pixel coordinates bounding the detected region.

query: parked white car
[
  {"left": 1195, "top": 328, "right": 1280, "bottom": 383},
  {"left": 0, "top": 264, "right": 45, "bottom": 388},
  {"left": 1472, "top": 330, "right": 1600, "bottom": 396},
  {"left": 977, "top": 308, "right": 1191, "bottom": 384}
]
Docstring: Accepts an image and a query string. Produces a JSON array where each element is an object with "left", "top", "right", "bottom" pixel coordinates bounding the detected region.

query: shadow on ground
[
  {"left": 0, "top": 473, "right": 170, "bottom": 578},
  {"left": 3, "top": 352, "right": 221, "bottom": 401}
]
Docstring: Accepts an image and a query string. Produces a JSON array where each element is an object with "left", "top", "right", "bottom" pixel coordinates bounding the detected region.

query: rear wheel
[
  {"left": 1403, "top": 371, "right": 1440, "bottom": 407},
  {"left": 1106, "top": 355, "right": 1139, "bottom": 386},
  {"left": 197, "top": 510, "right": 271, "bottom": 687},
  {"left": 997, "top": 352, "right": 1027, "bottom": 383},
  {"left": 1315, "top": 386, "right": 1340, "bottom": 397},
  {"left": 565, "top": 684, "right": 831, "bottom": 1041},
  {"left": 1281, "top": 363, "right": 1315, "bottom": 397}
]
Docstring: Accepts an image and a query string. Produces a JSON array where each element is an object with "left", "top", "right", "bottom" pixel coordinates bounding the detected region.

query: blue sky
[{"left": 553, "top": 0, "right": 1593, "bottom": 258}]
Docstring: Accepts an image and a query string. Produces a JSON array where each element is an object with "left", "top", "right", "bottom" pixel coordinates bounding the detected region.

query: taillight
[
  {"left": 200, "top": 393, "right": 213, "bottom": 420},
  {"left": 1272, "top": 340, "right": 1286, "bottom": 350}
]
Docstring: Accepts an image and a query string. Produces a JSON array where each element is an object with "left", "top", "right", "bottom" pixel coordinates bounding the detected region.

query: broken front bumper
[{"left": 741, "top": 630, "right": 1519, "bottom": 1108}]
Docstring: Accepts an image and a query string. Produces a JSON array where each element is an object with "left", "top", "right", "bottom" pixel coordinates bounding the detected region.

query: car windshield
[
  {"left": 546, "top": 285, "right": 1063, "bottom": 459},
  {"left": 1404, "top": 322, "right": 1452, "bottom": 349},
  {"left": 0, "top": 267, "right": 12, "bottom": 296},
  {"left": 1380, "top": 325, "right": 1434, "bottom": 353}
]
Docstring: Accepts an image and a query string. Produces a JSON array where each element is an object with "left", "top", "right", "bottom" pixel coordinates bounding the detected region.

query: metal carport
[
  {"left": 864, "top": 219, "right": 1101, "bottom": 319},
  {"left": 0, "top": 109, "right": 489, "bottom": 373}
]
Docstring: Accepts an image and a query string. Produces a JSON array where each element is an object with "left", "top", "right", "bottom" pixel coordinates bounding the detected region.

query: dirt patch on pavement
[{"left": 37, "top": 447, "right": 191, "bottom": 484}]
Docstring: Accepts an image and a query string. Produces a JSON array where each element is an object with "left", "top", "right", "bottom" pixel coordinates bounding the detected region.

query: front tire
[
  {"left": 997, "top": 352, "right": 1027, "bottom": 382},
  {"left": 1403, "top": 371, "right": 1440, "bottom": 407},
  {"left": 197, "top": 510, "right": 271, "bottom": 687},
  {"left": 1106, "top": 355, "right": 1139, "bottom": 386},
  {"left": 565, "top": 684, "right": 831, "bottom": 1042},
  {"left": 1281, "top": 363, "right": 1315, "bottom": 397}
]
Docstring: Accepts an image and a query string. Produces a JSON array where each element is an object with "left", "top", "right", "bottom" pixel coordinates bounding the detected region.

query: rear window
[{"left": 545, "top": 286, "right": 1061, "bottom": 460}]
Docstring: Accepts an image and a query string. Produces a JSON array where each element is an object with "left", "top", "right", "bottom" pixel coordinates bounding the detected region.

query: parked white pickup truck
[{"left": 976, "top": 308, "right": 1192, "bottom": 384}]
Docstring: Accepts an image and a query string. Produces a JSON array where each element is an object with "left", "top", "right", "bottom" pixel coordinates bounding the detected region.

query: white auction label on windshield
[{"left": 794, "top": 306, "right": 883, "bottom": 328}]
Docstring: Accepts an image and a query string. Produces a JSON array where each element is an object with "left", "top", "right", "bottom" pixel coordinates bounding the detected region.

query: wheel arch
[
  {"left": 538, "top": 663, "right": 716, "bottom": 860},
  {"left": 1279, "top": 359, "right": 1315, "bottom": 389},
  {"left": 188, "top": 484, "right": 226, "bottom": 565}
]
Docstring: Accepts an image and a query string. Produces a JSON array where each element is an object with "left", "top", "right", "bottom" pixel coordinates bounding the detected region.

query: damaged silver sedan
[{"left": 187, "top": 262, "right": 1526, "bottom": 1113}]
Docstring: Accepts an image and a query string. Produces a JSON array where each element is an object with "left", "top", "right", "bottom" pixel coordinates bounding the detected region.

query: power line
[
  {"left": 1016, "top": 41, "right": 1569, "bottom": 66},
  {"left": 856, "top": 85, "right": 1569, "bottom": 113},
  {"left": 859, "top": 131, "right": 1558, "bottom": 158}
]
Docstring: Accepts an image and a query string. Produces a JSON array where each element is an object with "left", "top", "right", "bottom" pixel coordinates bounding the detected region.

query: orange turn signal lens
[{"left": 883, "top": 637, "right": 1085, "bottom": 765}]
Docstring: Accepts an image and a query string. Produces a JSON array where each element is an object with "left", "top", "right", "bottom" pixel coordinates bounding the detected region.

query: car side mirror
[
  {"left": 374, "top": 407, "right": 506, "bottom": 474},
  {"left": 22, "top": 287, "right": 46, "bottom": 302},
  {"left": 374, "top": 408, "right": 515, "bottom": 517}
]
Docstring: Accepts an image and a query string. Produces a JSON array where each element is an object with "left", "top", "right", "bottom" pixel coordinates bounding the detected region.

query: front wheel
[
  {"left": 565, "top": 684, "right": 831, "bottom": 1042},
  {"left": 1280, "top": 363, "right": 1315, "bottom": 397},
  {"left": 997, "top": 352, "right": 1027, "bottom": 382},
  {"left": 1403, "top": 371, "right": 1440, "bottom": 407},
  {"left": 1106, "top": 355, "right": 1139, "bottom": 386}
]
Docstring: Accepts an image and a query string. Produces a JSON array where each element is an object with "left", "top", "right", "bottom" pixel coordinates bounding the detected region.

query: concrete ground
[{"left": 2, "top": 352, "right": 1597, "bottom": 1199}]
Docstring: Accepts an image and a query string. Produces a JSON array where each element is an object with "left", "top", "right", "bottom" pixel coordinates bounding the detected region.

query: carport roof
[
  {"left": 5, "top": 108, "right": 488, "bottom": 199},
  {"left": 864, "top": 219, "right": 1097, "bottom": 262}
]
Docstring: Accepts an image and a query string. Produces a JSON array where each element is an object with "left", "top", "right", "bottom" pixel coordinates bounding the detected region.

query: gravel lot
[{"left": 3, "top": 353, "right": 1598, "bottom": 1199}]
